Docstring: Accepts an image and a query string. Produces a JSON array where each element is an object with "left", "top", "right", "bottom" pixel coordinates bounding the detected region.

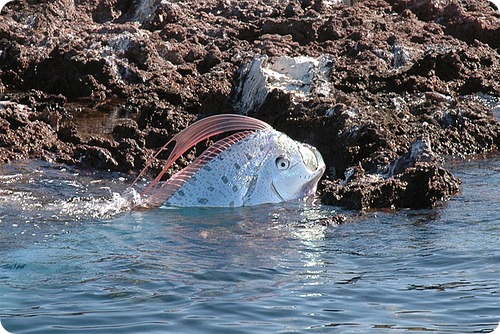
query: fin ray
[
  {"left": 147, "top": 131, "right": 254, "bottom": 207},
  {"left": 130, "top": 114, "right": 271, "bottom": 207}
]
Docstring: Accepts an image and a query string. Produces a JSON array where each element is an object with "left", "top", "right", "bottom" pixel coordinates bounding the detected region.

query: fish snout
[{"left": 299, "top": 144, "right": 325, "bottom": 174}]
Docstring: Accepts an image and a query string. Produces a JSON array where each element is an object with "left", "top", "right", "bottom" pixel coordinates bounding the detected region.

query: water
[{"left": 0, "top": 158, "right": 498, "bottom": 333}]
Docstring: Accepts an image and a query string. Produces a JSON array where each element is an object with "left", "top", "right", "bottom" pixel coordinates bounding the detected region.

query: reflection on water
[{"left": 0, "top": 158, "right": 498, "bottom": 333}]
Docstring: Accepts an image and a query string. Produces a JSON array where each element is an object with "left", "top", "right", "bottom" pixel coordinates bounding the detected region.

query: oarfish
[{"left": 132, "top": 114, "right": 325, "bottom": 208}]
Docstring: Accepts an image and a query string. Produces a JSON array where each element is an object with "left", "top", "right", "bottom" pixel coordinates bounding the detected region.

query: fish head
[{"left": 260, "top": 131, "right": 326, "bottom": 202}]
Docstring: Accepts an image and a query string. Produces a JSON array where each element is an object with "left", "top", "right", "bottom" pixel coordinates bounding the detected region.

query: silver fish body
[{"left": 162, "top": 128, "right": 325, "bottom": 207}]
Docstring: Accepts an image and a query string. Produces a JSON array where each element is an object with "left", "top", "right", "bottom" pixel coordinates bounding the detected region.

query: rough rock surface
[{"left": 0, "top": 0, "right": 499, "bottom": 210}]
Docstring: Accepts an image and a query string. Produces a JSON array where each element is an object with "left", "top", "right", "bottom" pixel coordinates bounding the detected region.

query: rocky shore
[{"left": 1, "top": 0, "right": 499, "bottom": 210}]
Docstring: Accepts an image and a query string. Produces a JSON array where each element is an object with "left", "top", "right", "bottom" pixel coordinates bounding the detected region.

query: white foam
[{"left": 53, "top": 187, "right": 143, "bottom": 220}]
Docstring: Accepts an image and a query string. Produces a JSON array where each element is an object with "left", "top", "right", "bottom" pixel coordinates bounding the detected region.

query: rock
[
  {"left": 76, "top": 145, "right": 119, "bottom": 170},
  {"left": 112, "top": 121, "right": 144, "bottom": 146},
  {"left": 0, "top": 101, "right": 74, "bottom": 163},
  {"left": 319, "top": 163, "right": 461, "bottom": 210},
  {"left": 383, "top": 135, "right": 438, "bottom": 177},
  {"left": 319, "top": 137, "right": 461, "bottom": 210},
  {"left": 57, "top": 125, "right": 82, "bottom": 145},
  {"left": 231, "top": 54, "right": 334, "bottom": 115}
]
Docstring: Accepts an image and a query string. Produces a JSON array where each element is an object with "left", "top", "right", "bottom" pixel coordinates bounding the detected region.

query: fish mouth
[
  {"left": 300, "top": 144, "right": 326, "bottom": 197},
  {"left": 301, "top": 173, "right": 322, "bottom": 197}
]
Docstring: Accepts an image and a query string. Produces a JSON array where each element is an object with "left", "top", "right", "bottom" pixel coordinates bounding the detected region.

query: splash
[
  {"left": 50, "top": 187, "right": 142, "bottom": 220},
  {"left": 0, "top": 160, "right": 140, "bottom": 224}
]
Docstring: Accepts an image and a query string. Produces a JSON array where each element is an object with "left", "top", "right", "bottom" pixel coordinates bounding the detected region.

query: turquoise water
[{"left": 0, "top": 158, "right": 498, "bottom": 333}]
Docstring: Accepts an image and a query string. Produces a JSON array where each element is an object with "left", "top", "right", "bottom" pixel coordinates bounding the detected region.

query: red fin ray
[{"left": 146, "top": 131, "right": 254, "bottom": 207}]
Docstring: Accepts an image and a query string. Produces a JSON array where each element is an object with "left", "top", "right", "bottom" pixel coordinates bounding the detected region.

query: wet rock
[
  {"left": 112, "top": 121, "right": 144, "bottom": 146},
  {"left": 0, "top": 101, "right": 75, "bottom": 164},
  {"left": 319, "top": 136, "right": 461, "bottom": 210},
  {"left": 76, "top": 145, "right": 119, "bottom": 170},
  {"left": 398, "top": 163, "right": 461, "bottom": 208},
  {"left": 57, "top": 125, "right": 82, "bottom": 145},
  {"left": 383, "top": 135, "right": 438, "bottom": 177},
  {"left": 320, "top": 162, "right": 461, "bottom": 210},
  {"left": 144, "top": 127, "right": 170, "bottom": 149},
  {"left": 113, "top": 137, "right": 143, "bottom": 172},
  {"left": 284, "top": 2, "right": 304, "bottom": 18}
]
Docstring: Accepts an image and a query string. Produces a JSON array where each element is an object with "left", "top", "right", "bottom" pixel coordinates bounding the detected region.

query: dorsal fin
[
  {"left": 146, "top": 131, "right": 254, "bottom": 207},
  {"left": 131, "top": 114, "right": 272, "bottom": 207}
]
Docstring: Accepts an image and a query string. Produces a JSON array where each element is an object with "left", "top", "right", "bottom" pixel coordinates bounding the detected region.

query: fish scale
[{"left": 164, "top": 130, "right": 276, "bottom": 207}]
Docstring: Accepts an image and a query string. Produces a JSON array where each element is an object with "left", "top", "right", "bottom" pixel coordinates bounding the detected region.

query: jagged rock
[
  {"left": 232, "top": 54, "right": 334, "bottom": 115},
  {"left": 319, "top": 162, "right": 461, "bottom": 210}
]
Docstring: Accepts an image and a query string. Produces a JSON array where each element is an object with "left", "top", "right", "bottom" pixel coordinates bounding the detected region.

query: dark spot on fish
[
  {"left": 221, "top": 175, "right": 229, "bottom": 184},
  {"left": 177, "top": 190, "right": 185, "bottom": 197},
  {"left": 245, "top": 153, "right": 253, "bottom": 161},
  {"left": 229, "top": 201, "right": 235, "bottom": 207},
  {"left": 242, "top": 175, "right": 258, "bottom": 201},
  {"left": 207, "top": 186, "right": 215, "bottom": 192},
  {"left": 204, "top": 165, "right": 213, "bottom": 171},
  {"left": 198, "top": 198, "right": 209, "bottom": 204},
  {"left": 234, "top": 163, "right": 241, "bottom": 170},
  {"left": 232, "top": 185, "right": 238, "bottom": 193}
]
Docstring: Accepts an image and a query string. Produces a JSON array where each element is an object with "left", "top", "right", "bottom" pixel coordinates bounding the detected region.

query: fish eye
[{"left": 275, "top": 156, "right": 290, "bottom": 170}]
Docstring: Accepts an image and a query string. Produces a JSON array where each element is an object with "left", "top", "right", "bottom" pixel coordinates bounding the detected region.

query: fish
[{"left": 132, "top": 114, "right": 325, "bottom": 208}]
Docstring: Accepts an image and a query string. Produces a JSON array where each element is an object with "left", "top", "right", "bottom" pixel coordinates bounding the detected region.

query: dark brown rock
[{"left": 319, "top": 163, "right": 461, "bottom": 210}]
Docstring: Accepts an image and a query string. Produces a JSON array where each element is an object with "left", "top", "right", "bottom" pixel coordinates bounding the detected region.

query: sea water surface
[{"left": 0, "top": 158, "right": 498, "bottom": 333}]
